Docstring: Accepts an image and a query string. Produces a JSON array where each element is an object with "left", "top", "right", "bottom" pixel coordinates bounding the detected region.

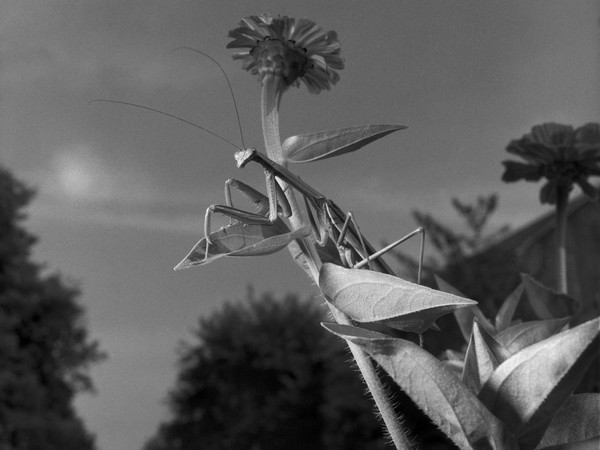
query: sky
[{"left": 1, "top": 1, "right": 599, "bottom": 449}]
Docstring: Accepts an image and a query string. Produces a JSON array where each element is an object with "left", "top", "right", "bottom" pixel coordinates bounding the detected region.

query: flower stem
[
  {"left": 555, "top": 184, "right": 569, "bottom": 294},
  {"left": 260, "top": 75, "right": 305, "bottom": 225},
  {"left": 329, "top": 307, "right": 413, "bottom": 450},
  {"left": 260, "top": 74, "right": 284, "bottom": 164},
  {"left": 260, "top": 74, "right": 411, "bottom": 450},
  {"left": 260, "top": 75, "right": 321, "bottom": 279}
]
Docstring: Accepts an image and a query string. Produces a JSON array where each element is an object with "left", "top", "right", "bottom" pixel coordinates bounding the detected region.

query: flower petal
[
  {"left": 575, "top": 123, "right": 600, "bottom": 150},
  {"left": 506, "top": 140, "right": 556, "bottom": 164},
  {"left": 529, "top": 123, "right": 575, "bottom": 149},
  {"left": 501, "top": 161, "right": 543, "bottom": 182},
  {"left": 540, "top": 181, "right": 557, "bottom": 204},
  {"left": 576, "top": 178, "right": 600, "bottom": 201},
  {"left": 584, "top": 165, "right": 600, "bottom": 176},
  {"left": 579, "top": 147, "right": 600, "bottom": 163}
]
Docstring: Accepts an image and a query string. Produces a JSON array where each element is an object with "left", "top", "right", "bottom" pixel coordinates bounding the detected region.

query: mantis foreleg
[
  {"left": 204, "top": 177, "right": 292, "bottom": 254},
  {"left": 224, "top": 179, "right": 270, "bottom": 216}
]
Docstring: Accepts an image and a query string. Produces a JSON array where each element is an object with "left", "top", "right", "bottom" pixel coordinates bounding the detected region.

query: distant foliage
[
  {"left": 393, "top": 194, "right": 507, "bottom": 274},
  {"left": 143, "top": 291, "right": 389, "bottom": 450},
  {"left": 0, "top": 165, "right": 105, "bottom": 449}
]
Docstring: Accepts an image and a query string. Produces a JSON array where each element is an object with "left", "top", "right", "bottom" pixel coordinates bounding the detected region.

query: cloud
[
  {"left": 30, "top": 195, "right": 206, "bottom": 236},
  {"left": 24, "top": 143, "right": 157, "bottom": 205},
  {"left": 21, "top": 142, "right": 213, "bottom": 235}
]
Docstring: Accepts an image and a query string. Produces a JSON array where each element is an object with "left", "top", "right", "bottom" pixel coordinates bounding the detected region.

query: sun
[{"left": 53, "top": 145, "right": 102, "bottom": 200}]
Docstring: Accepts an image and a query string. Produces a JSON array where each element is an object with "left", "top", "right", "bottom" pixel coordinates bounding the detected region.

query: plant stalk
[
  {"left": 260, "top": 75, "right": 321, "bottom": 278},
  {"left": 329, "top": 307, "right": 413, "bottom": 450},
  {"left": 260, "top": 75, "right": 306, "bottom": 228},
  {"left": 260, "top": 74, "right": 411, "bottom": 449},
  {"left": 555, "top": 184, "right": 569, "bottom": 294}
]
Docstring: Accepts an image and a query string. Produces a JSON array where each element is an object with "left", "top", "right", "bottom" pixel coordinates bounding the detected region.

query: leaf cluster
[{"left": 321, "top": 269, "right": 599, "bottom": 449}]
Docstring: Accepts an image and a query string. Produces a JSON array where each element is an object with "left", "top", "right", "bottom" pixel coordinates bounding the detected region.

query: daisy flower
[
  {"left": 502, "top": 122, "right": 600, "bottom": 204},
  {"left": 227, "top": 14, "right": 344, "bottom": 94},
  {"left": 502, "top": 122, "right": 600, "bottom": 294}
]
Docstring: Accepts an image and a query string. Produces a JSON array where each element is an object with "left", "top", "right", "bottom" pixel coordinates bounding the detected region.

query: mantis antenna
[
  {"left": 87, "top": 99, "right": 242, "bottom": 151},
  {"left": 88, "top": 49, "right": 248, "bottom": 152},
  {"left": 173, "top": 47, "right": 247, "bottom": 150}
]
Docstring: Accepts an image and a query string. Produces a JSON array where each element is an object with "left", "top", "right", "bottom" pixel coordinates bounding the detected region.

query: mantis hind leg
[
  {"left": 353, "top": 227, "right": 426, "bottom": 283},
  {"left": 225, "top": 178, "right": 289, "bottom": 218},
  {"left": 224, "top": 179, "right": 270, "bottom": 216},
  {"left": 351, "top": 226, "right": 428, "bottom": 346}
]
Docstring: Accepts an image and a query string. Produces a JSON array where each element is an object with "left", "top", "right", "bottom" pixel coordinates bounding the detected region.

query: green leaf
[
  {"left": 443, "top": 359, "right": 465, "bottom": 379},
  {"left": 282, "top": 125, "right": 406, "bottom": 163},
  {"left": 440, "top": 349, "right": 466, "bottom": 378},
  {"left": 320, "top": 263, "right": 476, "bottom": 334},
  {"left": 441, "top": 348, "right": 465, "bottom": 362},
  {"left": 463, "top": 319, "right": 511, "bottom": 393},
  {"left": 495, "top": 317, "right": 570, "bottom": 354},
  {"left": 536, "top": 394, "right": 600, "bottom": 449},
  {"left": 322, "top": 322, "right": 518, "bottom": 450},
  {"left": 434, "top": 275, "right": 496, "bottom": 341},
  {"left": 522, "top": 274, "right": 579, "bottom": 320},
  {"left": 173, "top": 221, "right": 306, "bottom": 269},
  {"left": 496, "top": 283, "right": 525, "bottom": 331},
  {"left": 479, "top": 317, "right": 600, "bottom": 450}
]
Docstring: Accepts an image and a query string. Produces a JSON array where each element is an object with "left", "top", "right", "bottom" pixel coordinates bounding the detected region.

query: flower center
[
  {"left": 250, "top": 37, "right": 310, "bottom": 85},
  {"left": 543, "top": 161, "right": 585, "bottom": 185}
]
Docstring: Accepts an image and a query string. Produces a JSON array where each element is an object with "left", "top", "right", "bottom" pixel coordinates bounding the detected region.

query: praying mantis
[
  {"left": 210, "top": 146, "right": 425, "bottom": 277},
  {"left": 90, "top": 50, "right": 424, "bottom": 279}
]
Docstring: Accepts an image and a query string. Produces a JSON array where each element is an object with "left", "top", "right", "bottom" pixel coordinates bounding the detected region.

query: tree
[
  {"left": 0, "top": 165, "right": 105, "bottom": 449},
  {"left": 144, "top": 290, "right": 390, "bottom": 450}
]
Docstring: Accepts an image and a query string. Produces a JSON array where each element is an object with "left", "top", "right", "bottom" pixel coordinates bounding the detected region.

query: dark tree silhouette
[
  {"left": 0, "top": 165, "right": 105, "bottom": 449},
  {"left": 144, "top": 290, "right": 390, "bottom": 450}
]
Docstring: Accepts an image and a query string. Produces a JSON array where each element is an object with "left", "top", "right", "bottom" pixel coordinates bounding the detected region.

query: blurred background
[{"left": 1, "top": 1, "right": 598, "bottom": 449}]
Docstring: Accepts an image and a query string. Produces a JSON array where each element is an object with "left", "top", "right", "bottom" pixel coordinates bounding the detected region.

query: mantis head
[{"left": 234, "top": 148, "right": 258, "bottom": 169}]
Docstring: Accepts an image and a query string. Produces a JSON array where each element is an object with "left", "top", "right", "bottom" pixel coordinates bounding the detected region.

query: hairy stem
[
  {"left": 555, "top": 184, "right": 569, "bottom": 294},
  {"left": 260, "top": 74, "right": 411, "bottom": 449},
  {"left": 329, "top": 307, "right": 413, "bottom": 450}
]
